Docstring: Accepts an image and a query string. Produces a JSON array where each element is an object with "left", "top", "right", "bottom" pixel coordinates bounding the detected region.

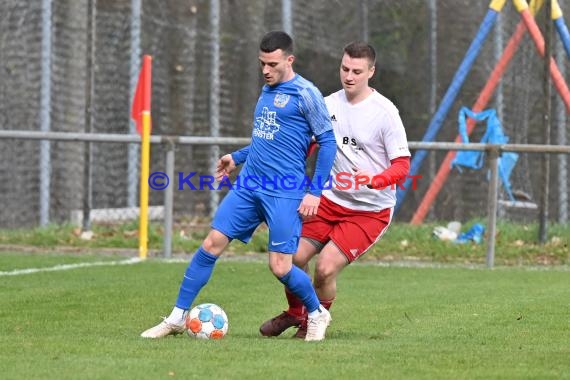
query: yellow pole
[
  {"left": 513, "top": 0, "right": 529, "bottom": 12},
  {"left": 490, "top": 0, "right": 508, "bottom": 12},
  {"left": 552, "top": 0, "right": 562, "bottom": 19},
  {"left": 513, "top": 0, "right": 545, "bottom": 13},
  {"left": 139, "top": 110, "right": 151, "bottom": 259}
]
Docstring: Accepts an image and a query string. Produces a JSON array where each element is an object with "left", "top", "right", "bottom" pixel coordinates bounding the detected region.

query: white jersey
[{"left": 322, "top": 89, "right": 410, "bottom": 211}]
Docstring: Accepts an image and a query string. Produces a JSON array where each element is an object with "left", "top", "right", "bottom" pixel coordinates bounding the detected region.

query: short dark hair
[
  {"left": 343, "top": 41, "right": 376, "bottom": 67},
  {"left": 260, "top": 31, "right": 294, "bottom": 55}
]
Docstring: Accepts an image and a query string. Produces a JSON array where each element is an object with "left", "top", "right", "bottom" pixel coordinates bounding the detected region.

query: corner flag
[
  {"left": 131, "top": 55, "right": 152, "bottom": 259},
  {"left": 131, "top": 55, "right": 153, "bottom": 135}
]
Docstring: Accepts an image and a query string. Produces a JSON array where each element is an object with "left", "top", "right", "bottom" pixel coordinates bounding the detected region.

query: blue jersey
[{"left": 239, "top": 74, "right": 332, "bottom": 199}]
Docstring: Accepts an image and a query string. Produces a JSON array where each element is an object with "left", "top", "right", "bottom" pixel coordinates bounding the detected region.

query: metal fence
[
  {"left": 1, "top": 130, "right": 569, "bottom": 267},
  {"left": 1, "top": 0, "right": 569, "bottom": 227}
]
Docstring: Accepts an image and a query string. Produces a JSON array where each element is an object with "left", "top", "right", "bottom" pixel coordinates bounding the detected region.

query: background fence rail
[
  {"left": 1, "top": 130, "right": 568, "bottom": 267},
  {"left": 1, "top": 0, "right": 569, "bottom": 226}
]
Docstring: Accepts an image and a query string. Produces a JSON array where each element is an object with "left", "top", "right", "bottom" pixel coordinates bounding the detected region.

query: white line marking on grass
[{"left": 0, "top": 257, "right": 143, "bottom": 277}]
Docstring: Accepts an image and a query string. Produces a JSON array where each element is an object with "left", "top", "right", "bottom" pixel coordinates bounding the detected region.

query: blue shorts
[{"left": 211, "top": 190, "right": 302, "bottom": 254}]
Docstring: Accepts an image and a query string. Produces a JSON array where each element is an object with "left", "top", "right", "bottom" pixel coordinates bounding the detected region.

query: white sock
[
  {"left": 165, "top": 307, "right": 186, "bottom": 324},
  {"left": 308, "top": 305, "right": 325, "bottom": 319}
]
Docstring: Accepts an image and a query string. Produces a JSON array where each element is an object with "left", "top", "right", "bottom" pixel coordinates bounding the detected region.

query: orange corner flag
[
  {"left": 131, "top": 55, "right": 153, "bottom": 135},
  {"left": 132, "top": 55, "right": 153, "bottom": 259}
]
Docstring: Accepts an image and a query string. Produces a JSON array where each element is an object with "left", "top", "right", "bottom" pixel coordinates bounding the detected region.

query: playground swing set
[{"left": 393, "top": 0, "right": 570, "bottom": 225}]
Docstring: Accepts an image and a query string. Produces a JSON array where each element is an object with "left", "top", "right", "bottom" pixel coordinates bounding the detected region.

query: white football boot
[
  {"left": 304, "top": 306, "right": 332, "bottom": 342},
  {"left": 140, "top": 317, "right": 186, "bottom": 338}
]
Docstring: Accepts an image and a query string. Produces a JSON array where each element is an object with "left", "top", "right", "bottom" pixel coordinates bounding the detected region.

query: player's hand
[
  {"left": 297, "top": 194, "right": 321, "bottom": 218},
  {"left": 215, "top": 154, "right": 236, "bottom": 181},
  {"left": 352, "top": 168, "right": 374, "bottom": 188}
]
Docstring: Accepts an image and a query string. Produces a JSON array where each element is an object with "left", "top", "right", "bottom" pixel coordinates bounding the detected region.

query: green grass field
[
  {"left": 1, "top": 252, "right": 569, "bottom": 379},
  {"left": 1, "top": 221, "right": 569, "bottom": 265}
]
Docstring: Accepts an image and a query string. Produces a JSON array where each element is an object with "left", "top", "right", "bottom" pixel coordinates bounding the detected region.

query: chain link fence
[{"left": 0, "top": 0, "right": 568, "bottom": 228}]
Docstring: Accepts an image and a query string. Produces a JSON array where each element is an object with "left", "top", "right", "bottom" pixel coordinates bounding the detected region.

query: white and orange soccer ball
[{"left": 185, "top": 303, "right": 229, "bottom": 340}]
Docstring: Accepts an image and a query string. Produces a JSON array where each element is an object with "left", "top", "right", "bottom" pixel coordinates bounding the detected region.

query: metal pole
[
  {"left": 82, "top": 0, "right": 96, "bottom": 232},
  {"left": 163, "top": 140, "right": 175, "bottom": 258},
  {"left": 39, "top": 0, "right": 52, "bottom": 226},
  {"left": 209, "top": 0, "right": 220, "bottom": 217},
  {"left": 360, "top": 0, "right": 369, "bottom": 42},
  {"left": 128, "top": 0, "right": 142, "bottom": 208},
  {"left": 494, "top": 10, "right": 505, "bottom": 220},
  {"left": 0, "top": 130, "right": 252, "bottom": 145},
  {"left": 3, "top": 131, "right": 570, "bottom": 153},
  {"left": 554, "top": 38, "right": 568, "bottom": 223},
  {"left": 486, "top": 148, "right": 500, "bottom": 269},
  {"left": 427, "top": 0, "right": 437, "bottom": 219},
  {"left": 427, "top": 0, "right": 437, "bottom": 118},
  {"left": 539, "top": 0, "right": 552, "bottom": 244},
  {"left": 282, "top": 0, "right": 293, "bottom": 37}
]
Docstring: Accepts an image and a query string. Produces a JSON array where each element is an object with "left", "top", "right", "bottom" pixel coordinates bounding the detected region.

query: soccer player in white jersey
[
  {"left": 141, "top": 31, "right": 336, "bottom": 341},
  {"left": 260, "top": 41, "right": 411, "bottom": 338}
]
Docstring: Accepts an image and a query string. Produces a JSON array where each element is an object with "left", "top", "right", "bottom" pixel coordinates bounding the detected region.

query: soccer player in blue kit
[{"left": 141, "top": 31, "right": 337, "bottom": 341}]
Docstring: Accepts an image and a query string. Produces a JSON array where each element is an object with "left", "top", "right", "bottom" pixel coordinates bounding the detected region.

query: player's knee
[
  {"left": 271, "top": 256, "right": 294, "bottom": 278},
  {"left": 269, "top": 252, "right": 293, "bottom": 278},
  {"left": 292, "top": 256, "right": 310, "bottom": 269},
  {"left": 202, "top": 236, "right": 218, "bottom": 253},
  {"left": 314, "top": 262, "right": 337, "bottom": 284},
  {"left": 202, "top": 230, "right": 228, "bottom": 254},
  {"left": 268, "top": 261, "right": 290, "bottom": 278}
]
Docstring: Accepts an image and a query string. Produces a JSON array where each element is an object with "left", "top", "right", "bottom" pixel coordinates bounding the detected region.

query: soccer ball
[{"left": 185, "top": 303, "right": 229, "bottom": 340}]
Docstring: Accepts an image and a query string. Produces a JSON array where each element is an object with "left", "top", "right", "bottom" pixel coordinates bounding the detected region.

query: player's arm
[
  {"left": 362, "top": 156, "right": 410, "bottom": 189},
  {"left": 298, "top": 130, "right": 335, "bottom": 217},
  {"left": 215, "top": 145, "right": 250, "bottom": 181},
  {"left": 231, "top": 145, "right": 250, "bottom": 166},
  {"left": 309, "top": 130, "right": 336, "bottom": 195},
  {"left": 297, "top": 86, "right": 336, "bottom": 216},
  {"left": 298, "top": 86, "right": 336, "bottom": 196}
]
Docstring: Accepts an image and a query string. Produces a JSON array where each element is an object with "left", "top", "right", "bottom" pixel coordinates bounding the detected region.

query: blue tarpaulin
[{"left": 451, "top": 107, "right": 518, "bottom": 201}]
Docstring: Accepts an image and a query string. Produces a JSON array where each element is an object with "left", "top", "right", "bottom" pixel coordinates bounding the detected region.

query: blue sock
[
  {"left": 175, "top": 247, "right": 218, "bottom": 309},
  {"left": 278, "top": 266, "right": 320, "bottom": 313}
]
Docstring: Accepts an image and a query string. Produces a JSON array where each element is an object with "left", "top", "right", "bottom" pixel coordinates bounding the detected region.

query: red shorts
[{"left": 301, "top": 196, "right": 393, "bottom": 262}]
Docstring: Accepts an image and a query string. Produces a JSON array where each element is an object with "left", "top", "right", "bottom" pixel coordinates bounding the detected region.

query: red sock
[
  {"left": 320, "top": 298, "right": 334, "bottom": 310},
  {"left": 285, "top": 287, "right": 306, "bottom": 320}
]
